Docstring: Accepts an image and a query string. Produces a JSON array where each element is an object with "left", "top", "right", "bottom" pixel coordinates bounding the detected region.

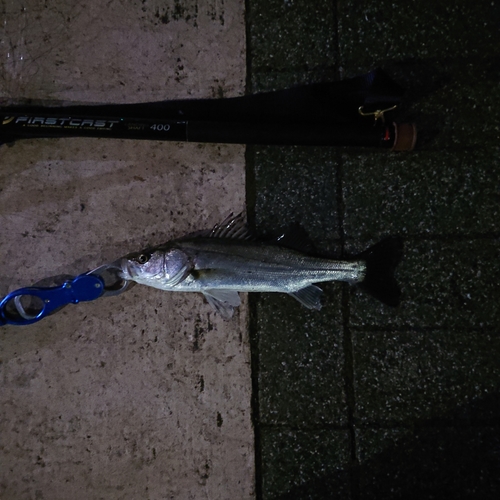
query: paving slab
[
  {"left": 256, "top": 292, "right": 346, "bottom": 428},
  {"left": 356, "top": 426, "right": 500, "bottom": 499},
  {"left": 248, "top": 0, "right": 500, "bottom": 498},
  {"left": 247, "top": 0, "right": 337, "bottom": 91},
  {"left": 352, "top": 329, "right": 500, "bottom": 423},
  {"left": 349, "top": 238, "right": 500, "bottom": 329},
  {"left": 254, "top": 146, "right": 340, "bottom": 251},
  {"left": 260, "top": 428, "right": 351, "bottom": 500},
  {"left": 342, "top": 149, "right": 500, "bottom": 241},
  {"left": 337, "top": 0, "right": 499, "bottom": 75}
]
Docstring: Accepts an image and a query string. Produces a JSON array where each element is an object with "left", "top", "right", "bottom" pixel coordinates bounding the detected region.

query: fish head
[{"left": 119, "top": 245, "right": 191, "bottom": 287}]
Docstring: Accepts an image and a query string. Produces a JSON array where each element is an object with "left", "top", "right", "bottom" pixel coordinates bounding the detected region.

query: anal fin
[{"left": 289, "top": 285, "right": 323, "bottom": 310}]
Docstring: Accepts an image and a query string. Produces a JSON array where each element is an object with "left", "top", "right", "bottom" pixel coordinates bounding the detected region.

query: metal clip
[
  {"left": 87, "top": 263, "right": 131, "bottom": 296},
  {"left": 358, "top": 104, "right": 398, "bottom": 123}
]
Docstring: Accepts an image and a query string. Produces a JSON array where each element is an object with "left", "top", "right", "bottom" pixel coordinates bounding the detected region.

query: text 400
[{"left": 150, "top": 123, "right": 171, "bottom": 132}]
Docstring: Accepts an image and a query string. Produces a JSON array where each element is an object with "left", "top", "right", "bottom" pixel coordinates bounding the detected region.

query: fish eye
[{"left": 135, "top": 253, "right": 151, "bottom": 264}]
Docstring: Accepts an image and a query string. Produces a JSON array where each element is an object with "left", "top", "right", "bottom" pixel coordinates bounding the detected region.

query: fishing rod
[{"left": 0, "top": 70, "right": 416, "bottom": 150}]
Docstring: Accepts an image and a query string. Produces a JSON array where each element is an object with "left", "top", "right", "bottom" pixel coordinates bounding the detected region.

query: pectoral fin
[
  {"left": 203, "top": 289, "right": 241, "bottom": 319},
  {"left": 289, "top": 285, "right": 323, "bottom": 310}
]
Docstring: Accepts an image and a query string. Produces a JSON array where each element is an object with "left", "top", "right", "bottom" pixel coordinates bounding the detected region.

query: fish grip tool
[{"left": 0, "top": 264, "right": 130, "bottom": 326}]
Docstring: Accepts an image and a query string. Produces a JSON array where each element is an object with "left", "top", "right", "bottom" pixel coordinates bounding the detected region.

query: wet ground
[{"left": 246, "top": 1, "right": 500, "bottom": 498}]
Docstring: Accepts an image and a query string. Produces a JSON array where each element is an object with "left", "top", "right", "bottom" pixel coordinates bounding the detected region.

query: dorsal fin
[
  {"left": 178, "top": 212, "right": 254, "bottom": 241},
  {"left": 271, "top": 223, "right": 317, "bottom": 254},
  {"left": 209, "top": 212, "right": 254, "bottom": 240}
]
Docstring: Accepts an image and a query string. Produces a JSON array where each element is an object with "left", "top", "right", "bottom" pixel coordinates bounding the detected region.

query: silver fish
[{"left": 118, "top": 213, "right": 402, "bottom": 319}]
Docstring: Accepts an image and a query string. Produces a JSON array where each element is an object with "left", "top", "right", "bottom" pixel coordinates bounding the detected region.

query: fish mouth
[{"left": 111, "top": 257, "right": 136, "bottom": 281}]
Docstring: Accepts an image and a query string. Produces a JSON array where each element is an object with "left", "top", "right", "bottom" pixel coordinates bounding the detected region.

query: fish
[{"left": 117, "top": 213, "right": 403, "bottom": 319}]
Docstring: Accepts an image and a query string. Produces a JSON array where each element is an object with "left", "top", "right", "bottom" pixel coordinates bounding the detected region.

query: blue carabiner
[{"left": 0, "top": 273, "right": 105, "bottom": 326}]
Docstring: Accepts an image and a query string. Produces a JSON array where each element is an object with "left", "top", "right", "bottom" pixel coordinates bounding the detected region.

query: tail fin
[{"left": 357, "top": 237, "right": 403, "bottom": 307}]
